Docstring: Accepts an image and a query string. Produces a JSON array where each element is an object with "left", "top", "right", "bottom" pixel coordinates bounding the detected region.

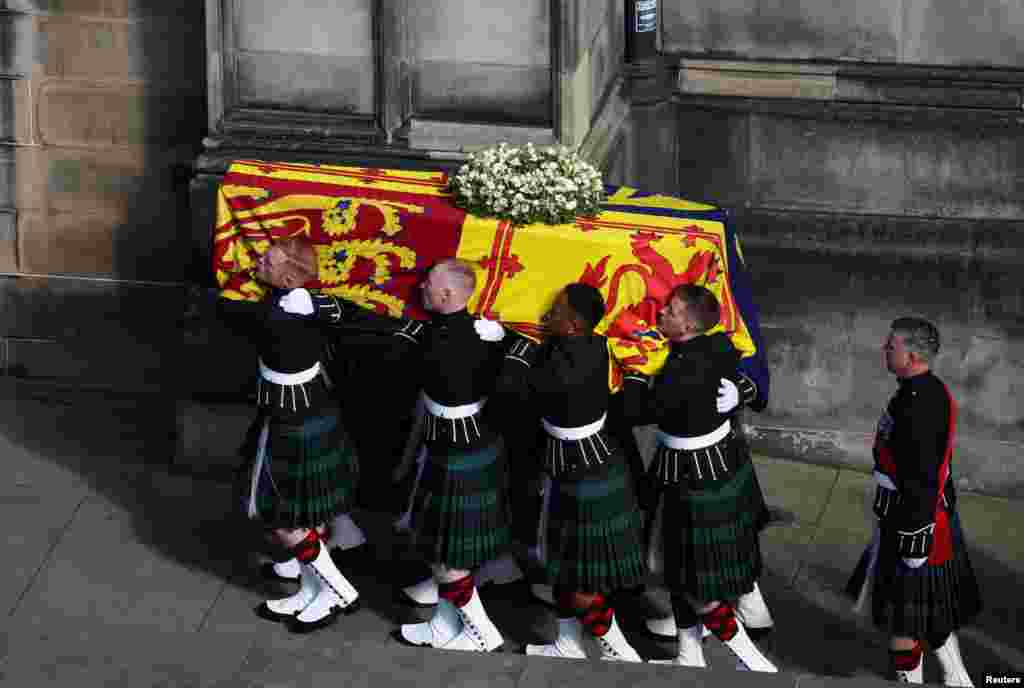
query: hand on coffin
[
  {"left": 279, "top": 288, "right": 314, "bottom": 316},
  {"left": 717, "top": 378, "right": 740, "bottom": 413}
]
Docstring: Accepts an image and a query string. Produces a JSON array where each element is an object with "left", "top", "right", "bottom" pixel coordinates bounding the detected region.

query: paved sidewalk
[{"left": 1, "top": 379, "right": 1022, "bottom": 687}]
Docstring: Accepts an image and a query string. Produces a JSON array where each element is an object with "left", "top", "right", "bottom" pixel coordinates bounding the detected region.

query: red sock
[
  {"left": 580, "top": 594, "right": 614, "bottom": 637},
  {"left": 891, "top": 643, "right": 923, "bottom": 671},
  {"left": 292, "top": 530, "right": 321, "bottom": 563},
  {"left": 701, "top": 602, "right": 739, "bottom": 641},
  {"left": 554, "top": 587, "right": 577, "bottom": 619},
  {"left": 438, "top": 574, "right": 475, "bottom": 608},
  {"left": 317, "top": 523, "right": 332, "bottom": 542}
]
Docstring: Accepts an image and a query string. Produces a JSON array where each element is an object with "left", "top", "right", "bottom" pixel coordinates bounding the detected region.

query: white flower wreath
[{"left": 449, "top": 143, "right": 605, "bottom": 226}]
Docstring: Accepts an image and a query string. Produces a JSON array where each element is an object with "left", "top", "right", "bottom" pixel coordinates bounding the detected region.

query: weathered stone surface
[
  {"left": 235, "top": 51, "right": 374, "bottom": 115},
  {"left": 411, "top": 61, "right": 551, "bottom": 124},
  {"left": 676, "top": 107, "right": 749, "bottom": 208},
  {"left": 14, "top": 145, "right": 189, "bottom": 214},
  {"left": 761, "top": 317, "right": 858, "bottom": 419},
  {"left": 627, "top": 102, "right": 678, "bottom": 194},
  {"left": 401, "top": 118, "right": 555, "bottom": 152},
  {"left": 37, "top": 81, "right": 205, "bottom": 146},
  {"left": 406, "top": 0, "right": 550, "bottom": 66},
  {"left": 581, "top": 0, "right": 615, "bottom": 50},
  {"left": 580, "top": 77, "right": 628, "bottom": 170},
  {"left": 835, "top": 77, "right": 1022, "bottom": 110},
  {"left": 40, "top": 14, "right": 204, "bottom": 81},
  {"left": 0, "top": 146, "right": 13, "bottom": 206},
  {"left": 747, "top": 114, "right": 1024, "bottom": 219},
  {"left": 0, "top": 209, "right": 15, "bottom": 271},
  {"left": 0, "top": 624, "right": 252, "bottom": 688},
  {"left": 902, "top": 0, "right": 1024, "bottom": 68},
  {"left": 0, "top": 437, "right": 91, "bottom": 617},
  {"left": 0, "top": 0, "right": 39, "bottom": 10},
  {"left": 738, "top": 208, "right": 1024, "bottom": 266},
  {"left": 27, "top": 0, "right": 199, "bottom": 17},
  {"left": 588, "top": 18, "right": 613, "bottom": 113},
  {"left": 234, "top": 0, "right": 373, "bottom": 56},
  {"left": 11, "top": 495, "right": 225, "bottom": 631},
  {"left": 17, "top": 202, "right": 185, "bottom": 278},
  {"left": 662, "top": 0, "right": 901, "bottom": 63},
  {"left": 662, "top": 0, "right": 1024, "bottom": 70},
  {"left": 0, "top": 273, "right": 183, "bottom": 341},
  {"left": 0, "top": 76, "right": 32, "bottom": 144},
  {"left": 402, "top": 0, "right": 551, "bottom": 124},
  {"left": 678, "top": 60, "right": 838, "bottom": 100},
  {"left": 0, "top": 11, "right": 37, "bottom": 75},
  {"left": 188, "top": 173, "right": 221, "bottom": 287}
]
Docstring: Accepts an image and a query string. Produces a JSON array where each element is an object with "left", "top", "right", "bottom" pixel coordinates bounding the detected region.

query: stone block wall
[
  {"left": 0, "top": 0, "right": 205, "bottom": 391},
  {"left": 606, "top": 1, "right": 1024, "bottom": 496}
]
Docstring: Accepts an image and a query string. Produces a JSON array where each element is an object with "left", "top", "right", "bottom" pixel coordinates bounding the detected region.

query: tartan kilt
[
  {"left": 544, "top": 456, "right": 647, "bottom": 594},
  {"left": 241, "top": 407, "right": 360, "bottom": 530},
  {"left": 852, "top": 511, "right": 982, "bottom": 638},
  {"left": 410, "top": 434, "right": 513, "bottom": 571},
  {"left": 652, "top": 447, "right": 766, "bottom": 602}
]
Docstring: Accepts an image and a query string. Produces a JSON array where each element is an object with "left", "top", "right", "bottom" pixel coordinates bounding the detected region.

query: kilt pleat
[
  {"left": 544, "top": 458, "right": 647, "bottom": 594},
  {"left": 411, "top": 436, "right": 513, "bottom": 570},
  {"left": 868, "top": 511, "right": 982, "bottom": 638},
  {"left": 250, "top": 409, "right": 360, "bottom": 529},
  {"left": 656, "top": 457, "right": 766, "bottom": 601}
]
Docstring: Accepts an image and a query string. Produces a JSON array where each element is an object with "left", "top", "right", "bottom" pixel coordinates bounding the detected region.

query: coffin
[{"left": 213, "top": 160, "right": 769, "bottom": 404}]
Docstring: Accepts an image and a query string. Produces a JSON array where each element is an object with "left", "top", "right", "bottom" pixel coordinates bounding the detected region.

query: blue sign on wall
[{"left": 636, "top": 0, "right": 657, "bottom": 33}]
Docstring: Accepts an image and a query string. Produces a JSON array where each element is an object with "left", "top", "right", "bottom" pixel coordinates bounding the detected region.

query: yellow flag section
[{"left": 457, "top": 202, "right": 755, "bottom": 392}]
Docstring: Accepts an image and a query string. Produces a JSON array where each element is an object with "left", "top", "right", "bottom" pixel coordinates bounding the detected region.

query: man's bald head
[{"left": 421, "top": 258, "right": 476, "bottom": 313}]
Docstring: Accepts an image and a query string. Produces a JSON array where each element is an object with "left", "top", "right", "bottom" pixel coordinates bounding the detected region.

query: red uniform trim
[{"left": 928, "top": 384, "right": 957, "bottom": 565}]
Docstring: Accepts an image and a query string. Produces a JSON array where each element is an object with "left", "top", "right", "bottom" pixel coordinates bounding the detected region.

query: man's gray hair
[{"left": 891, "top": 317, "right": 940, "bottom": 363}]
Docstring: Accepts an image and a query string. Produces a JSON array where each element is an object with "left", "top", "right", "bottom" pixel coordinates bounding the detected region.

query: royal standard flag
[{"left": 213, "top": 160, "right": 769, "bottom": 405}]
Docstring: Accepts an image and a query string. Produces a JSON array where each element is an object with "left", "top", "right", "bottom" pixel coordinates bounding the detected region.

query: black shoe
[
  {"left": 255, "top": 602, "right": 297, "bottom": 623},
  {"left": 287, "top": 599, "right": 361, "bottom": 634}
]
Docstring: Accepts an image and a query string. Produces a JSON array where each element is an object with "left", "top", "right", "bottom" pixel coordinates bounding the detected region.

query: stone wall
[
  {"left": 4, "top": 2, "right": 1018, "bottom": 498},
  {"left": 607, "top": 1, "right": 1024, "bottom": 496},
  {"left": 0, "top": 0, "right": 205, "bottom": 390},
  {"left": 662, "top": 0, "right": 1024, "bottom": 68}
]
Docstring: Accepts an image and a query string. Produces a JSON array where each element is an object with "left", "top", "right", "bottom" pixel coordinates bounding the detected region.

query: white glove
[
  {"left": 474, "top": 317, "right": 505, "bottom": 342},
  {"left": 279, "top": 288, "right": 314, "bottom": 316},
  {"left": 717, "top": 377, "right": 739, "bottom": 413},
  {"left": 902, "top": 557, "right": 927, "bottom": 569}
]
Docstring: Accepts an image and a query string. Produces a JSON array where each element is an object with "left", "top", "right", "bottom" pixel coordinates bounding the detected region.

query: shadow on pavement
[{"left": 1, "top": 378, "right": 1020, "bottom": 679}]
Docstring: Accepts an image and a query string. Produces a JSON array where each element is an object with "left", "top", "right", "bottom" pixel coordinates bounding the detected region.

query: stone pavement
[{"left": 1, "top": 379, "right": 1022, "bottom": 687}]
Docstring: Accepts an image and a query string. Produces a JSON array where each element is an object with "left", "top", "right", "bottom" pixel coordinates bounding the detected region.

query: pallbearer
[
  {"left": 498, "top": 283, "right": 647, "bottom": 662},
  {"left": 219, "top": 237, "right": 362, "bottom": 632},
  {"left": 302, "top": 258, "right": 512, "bottom": 652},
  {"left": 622, "top": 284, "right": 776, "bottom": 671}
]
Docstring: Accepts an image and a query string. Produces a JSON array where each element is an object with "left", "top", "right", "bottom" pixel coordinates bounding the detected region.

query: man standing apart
[{"left": 847, "top": 318, "right": 980, "bottom": 685}]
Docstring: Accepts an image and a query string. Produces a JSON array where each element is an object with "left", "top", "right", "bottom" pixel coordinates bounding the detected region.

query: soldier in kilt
[
  {"left": 640, "top": 374, "right": 777, "bottom": 643},
  {"left": 845, "top": 318, "right": 980, "bottom": 685},
  {"left": 307, "top": 259, "right": 512, "bottom": 652},
  {"left": 622, "top": 284, "right": 777, "bottom": 672},
  {"left": 497, "top": 283, "right": 647, "bottom": 662},
  {"left": 219, "top": 237, "right": 361, "bottom": 633}
]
